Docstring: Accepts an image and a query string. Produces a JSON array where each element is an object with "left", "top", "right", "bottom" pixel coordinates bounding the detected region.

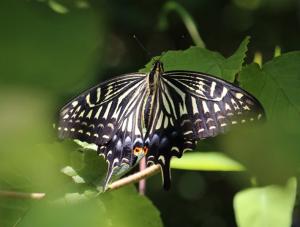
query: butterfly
[{"left": 57, "top": 60, "right": 265, "bottom": 190}]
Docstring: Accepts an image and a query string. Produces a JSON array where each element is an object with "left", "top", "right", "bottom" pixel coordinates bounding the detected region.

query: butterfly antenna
[{"left": 133, "top": 34, "right": 151, "bottom": 57}]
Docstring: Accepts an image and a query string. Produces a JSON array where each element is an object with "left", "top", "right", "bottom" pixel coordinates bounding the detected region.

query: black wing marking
[
  {"left": 145, "top": 71, "right": 265, "bottom": 189},
  {"left": 144, "top": 78, "right": 196, "bottom": 190},
  {"left": 58, "top": 73, "right": 147, "bottom": 188},
  {"left": 98, "top": 87, "right": 148, "bottom": 189},
  {"left": 162, "top": 71, "right": 265, "bottom": 138}
]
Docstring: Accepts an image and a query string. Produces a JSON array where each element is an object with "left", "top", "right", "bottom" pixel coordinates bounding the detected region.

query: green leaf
[
  {"left": 223, "top": 36, "right": 250, "bottom": 81},
  {"left": 18, "top": 198, "right": 108, "bottom": 227},
  {"left": 171, "top": 152, "right": 245, "bottom": 171},
  {"left": 225, "top": 52, "right": 300, "bottom": 184},
  {"left": 240, "top": 51, "right": 300, "bottom": 122},
  {"left": 234, "top": 178, "right": 297, "bottom": 227},
  {"left": 59, "top": 146, "right": 107, "bottom": 189},
  {"left": 101, "top": 186, "right": 163, "bottom": 227},
  {"left": 23, "top": 186, "right": 163, "bottom": 227},
  {"left": 141, "top": 37, "right": 249, "bottom": 82},
  {"left": 0, "top": 198, "right": 31, "bottom": 227}
]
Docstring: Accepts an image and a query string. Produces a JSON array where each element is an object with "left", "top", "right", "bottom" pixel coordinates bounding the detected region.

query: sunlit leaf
[
  {"left": 234, "top": 178, "right": 297, "bottom": 227},
  {"left": 101, "top": 186, "right": 163, "bottom": 227},
  {"left": 225, "top": 52, "right": 300, "bottom": 184},
  {"left": 141, "top": 36, "right": 249, "bottom": 82},
  {"left": 240, "top": 51, "right": 300, "bottom": 122},
  {"left": 37, "top": 186, "right": 163, "bottom": 227},
  {"left": 171, "top": 152, "right": 245, "bottom": 171},
  {"left": 18, "top": 198, "right": 108, "bottom": 227}
]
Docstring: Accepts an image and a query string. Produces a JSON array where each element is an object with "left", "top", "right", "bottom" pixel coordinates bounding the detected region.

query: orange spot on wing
[
  {"left": 133, "top": 146, "right": 149, "bottom": 155},
  {"left": 133, "top": 146, "right": 143, "bottom": 155},
  {"left": 143, "top": 146, "right": 148, "bottom": 155}
]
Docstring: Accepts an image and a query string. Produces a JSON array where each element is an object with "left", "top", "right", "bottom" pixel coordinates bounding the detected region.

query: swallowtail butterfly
[{"left": 58, "top": 60, "right": 265, "bottom": 190}]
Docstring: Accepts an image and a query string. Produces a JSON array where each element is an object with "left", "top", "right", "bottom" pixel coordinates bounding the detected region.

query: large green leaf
[
  {"left": 141, "top": 36, "right": 249, "bottom": 82},
  {"left": 171, "top": 152, "right": 245, "bottom": 171},
  {"left": 17, "top": 185, "right": 163, "bottom": 227},
  {"left": 225, "top": 52, "right": 300, "bottom": 227},
  {"left": 224, "top": 52, "right": 300, "bottom": 185},
  {"left": 234, "top": 178, "right": 297, "bottom": 227},
  {"left": 18, "top": 198, "right": 108, "bottom": 227},
  {"left": 101, "top": 186, "right": 163, "bottom": 227},
  {"left": 239, "top": 51, "right": 300, "bottom": 122}
]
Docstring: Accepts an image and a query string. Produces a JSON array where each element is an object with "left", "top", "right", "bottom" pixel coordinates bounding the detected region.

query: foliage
[
  {"left": 0, "top": 1, "right": 299, "bottom": 227},
  {"left": 143, "top": 36, "right": 300, "bottom": 227},
  {"left": 234, "top": 178, "right": 297, "bottom": 227},
  {"left": 171, "top": 152, "right": 245, "bottom": 171}
]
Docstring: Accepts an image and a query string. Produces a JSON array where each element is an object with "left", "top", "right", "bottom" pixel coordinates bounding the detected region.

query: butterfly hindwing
[{"left": 144, "top": 79, "right": 196, "bottom": 189}]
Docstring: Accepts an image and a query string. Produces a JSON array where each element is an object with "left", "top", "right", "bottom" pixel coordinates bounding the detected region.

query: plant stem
[
  {"left": 108, "top": 164, "right": 161, "bottom": 191},
  {"left": 0, "top": 190, "right": 46, "bottom": 200},
  {"left": 0, "top": 165, "right": 161, "bottom": 198},
  {"left": 159, "top": 1, "right": 206, "bottom": 48},
  {"left": 139, "top": 157, "right": 147, "bottom": 195}
]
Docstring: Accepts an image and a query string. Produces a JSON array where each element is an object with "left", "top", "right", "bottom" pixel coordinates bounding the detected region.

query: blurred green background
[{"left": 0, "top": 0, "right": 300, "bottom": 227}]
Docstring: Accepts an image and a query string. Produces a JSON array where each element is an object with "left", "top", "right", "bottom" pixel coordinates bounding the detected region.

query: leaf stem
[
  {"left": 159, "top": 1, "right": 206, "bottom": 48},
  {"left": 108, "top": 164, "right": 161, "bottom": 191}
]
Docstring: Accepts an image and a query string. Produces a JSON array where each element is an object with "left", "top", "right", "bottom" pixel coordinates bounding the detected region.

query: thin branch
[
  {"left": 108, "top": 164, "right": 161, "bottom": 191},
  {"left": 0, "top": 190, "right": 46, "bottom": 200},
  {"left": 139, "top": 157, "right": 147, "bottom": 195},
  {"left": 0, "top": 165, "right": 161, "bottom": 198}
]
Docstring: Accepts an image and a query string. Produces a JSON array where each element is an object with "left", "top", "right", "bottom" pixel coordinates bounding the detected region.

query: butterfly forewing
[
  {"left": 59, "top": 73, "right": 145, "bottom": 140},
  {"left": 162, "top": 71, "right": 264, "bottom": 138},
  {"left": 58, "top": 73, "right": 147, "bottom": 188}
]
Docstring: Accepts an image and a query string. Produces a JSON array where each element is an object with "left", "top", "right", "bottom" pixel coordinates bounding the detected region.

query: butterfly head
[{"left": 152, "top": 60, "right": 164, "bottom": 74}]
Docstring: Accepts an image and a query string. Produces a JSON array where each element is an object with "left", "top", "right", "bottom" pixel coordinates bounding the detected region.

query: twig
[
  {"left": 108, "top": 164, "right": 161, "bottom": 191},
  {"left": 0, "top": 165, "right": 161, "bottom": 198},
  {"left": 159, "top": 1, "right": 206, "bottom": 48},
  {"left": 139, "top": 157, "right": 147, "bottom": 195},
  {"left": 0, "top": 190, "right": 46, "bottom": 200}
]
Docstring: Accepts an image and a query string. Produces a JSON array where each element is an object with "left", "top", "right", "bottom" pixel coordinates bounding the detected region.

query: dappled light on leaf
[
  {"left": 171, "top": 152, "right": 245, "bottom": 171},
  {"left": 234, "top": 178, "right": 297, "bottom": 227},
  {"left": 141, "top": 36, "right": 249, "bottom": 82}
]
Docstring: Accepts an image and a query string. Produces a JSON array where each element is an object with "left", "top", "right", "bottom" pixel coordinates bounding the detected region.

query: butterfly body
[
  {"left": 58, "top": 60, "right": 265, "bottom": 190},
  {"left": 143, "top": 61, "right": 163, "bottom": 129}
]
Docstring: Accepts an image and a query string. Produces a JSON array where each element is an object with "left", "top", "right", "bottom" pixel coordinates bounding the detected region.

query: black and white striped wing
[
  {"left": 58, "top": 73, "right": 147, "bottom": 188},
  {"left": 163, "top": 71, "right": 265, "bottom": 136},
  {"left": 145, "top": 71, "right": 265, "bottom": 189}
]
